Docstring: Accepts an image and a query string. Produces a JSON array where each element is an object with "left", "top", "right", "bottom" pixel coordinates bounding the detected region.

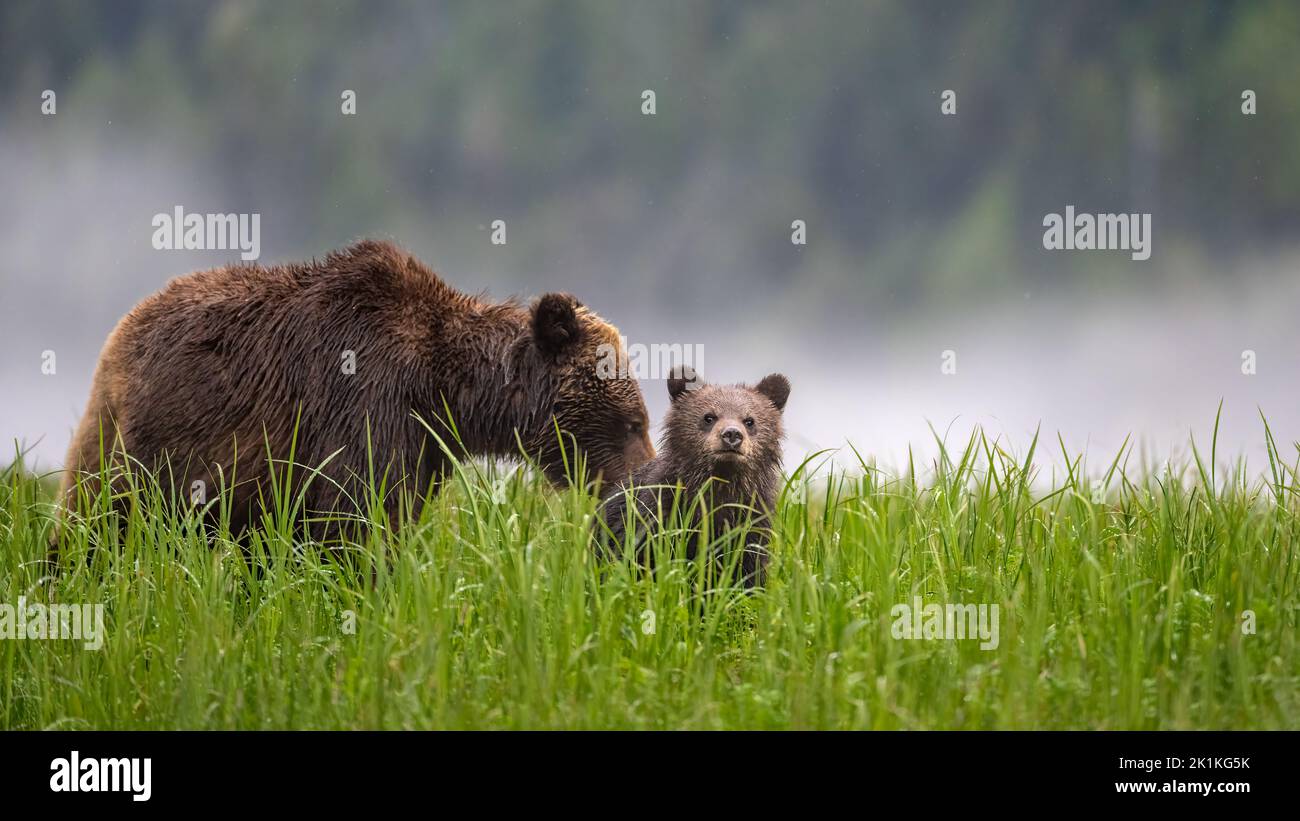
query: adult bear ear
[
  {"left": 754, "top": 373, "right": 790, "bottom": 411},
  {"left": 667, "top": 364, "right": 703, "bottom": 401},
  {"left": 532, "top": 293, "right": 582, "bottom": 356}
]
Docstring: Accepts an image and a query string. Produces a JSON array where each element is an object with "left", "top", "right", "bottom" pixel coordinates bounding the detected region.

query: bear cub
[{"left": 595, "top": 365, "right": 790, "bottom": 588}]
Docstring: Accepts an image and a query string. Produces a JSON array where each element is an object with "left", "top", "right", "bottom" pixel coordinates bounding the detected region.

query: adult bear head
[{"left": 524, "top": 292, "right": 655, "bottom": 487}]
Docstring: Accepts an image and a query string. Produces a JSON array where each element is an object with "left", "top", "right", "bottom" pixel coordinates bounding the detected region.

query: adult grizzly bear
[{"left": 59, "top": 239, "right": 654, "bottom": 539}]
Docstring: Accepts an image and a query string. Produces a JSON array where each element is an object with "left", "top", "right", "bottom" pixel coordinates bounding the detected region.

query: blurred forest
[{"left": 3, "top": 0, "right": 1298, "bottom": 323}]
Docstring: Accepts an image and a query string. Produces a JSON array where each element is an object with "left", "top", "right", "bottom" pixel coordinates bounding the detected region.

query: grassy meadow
[{"left": 2, "top": 421, "right": 1298, "bottom": 730}]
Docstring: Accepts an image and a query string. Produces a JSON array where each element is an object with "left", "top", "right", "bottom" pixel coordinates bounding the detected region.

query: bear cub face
[{"left": 662, "top": 366, "right": 789, "bottom": 483}]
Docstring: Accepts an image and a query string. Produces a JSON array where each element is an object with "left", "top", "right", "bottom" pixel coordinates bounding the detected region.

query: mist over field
[{"left": 3, "top": 1, "right": 1300, "bottom": 476}]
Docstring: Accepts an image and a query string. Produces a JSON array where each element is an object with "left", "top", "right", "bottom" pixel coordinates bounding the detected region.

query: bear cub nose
[{"left": 720, "top": 426, "right": 744, "bottom": 449}]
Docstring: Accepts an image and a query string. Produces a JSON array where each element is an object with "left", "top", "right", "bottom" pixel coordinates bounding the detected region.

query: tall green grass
[{"left": 1, "top": 418, "right": 1297, "bottom": 729}]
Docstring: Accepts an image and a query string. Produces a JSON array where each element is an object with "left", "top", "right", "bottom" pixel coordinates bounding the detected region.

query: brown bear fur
[
  {"left": 595, "top": 365, "right": 789, "bottom": 588},
  {"left": 58, "top": 239, "right": 654, "bottom": 541}
]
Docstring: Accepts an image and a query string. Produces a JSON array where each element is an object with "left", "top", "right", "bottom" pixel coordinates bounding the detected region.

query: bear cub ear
[
  {"left": 754, "top": 373, "right": 791, "bottom": 411},
  {"left": 532, "top": 293, "right": 583, "bottom": 356},
  {"left": 667, "top": 364, "right": 703, "bottom": 401}
]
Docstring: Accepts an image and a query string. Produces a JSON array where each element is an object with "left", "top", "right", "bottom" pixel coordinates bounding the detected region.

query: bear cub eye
[
  {"left": 625, "top": 420, "right": 643, "bottom": 435},
  {"left": 703, "top": 413, "right": 717, "bottom": 425},
  {"left": 744, "top": 418, "right": 755, "bottom": 429}
]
